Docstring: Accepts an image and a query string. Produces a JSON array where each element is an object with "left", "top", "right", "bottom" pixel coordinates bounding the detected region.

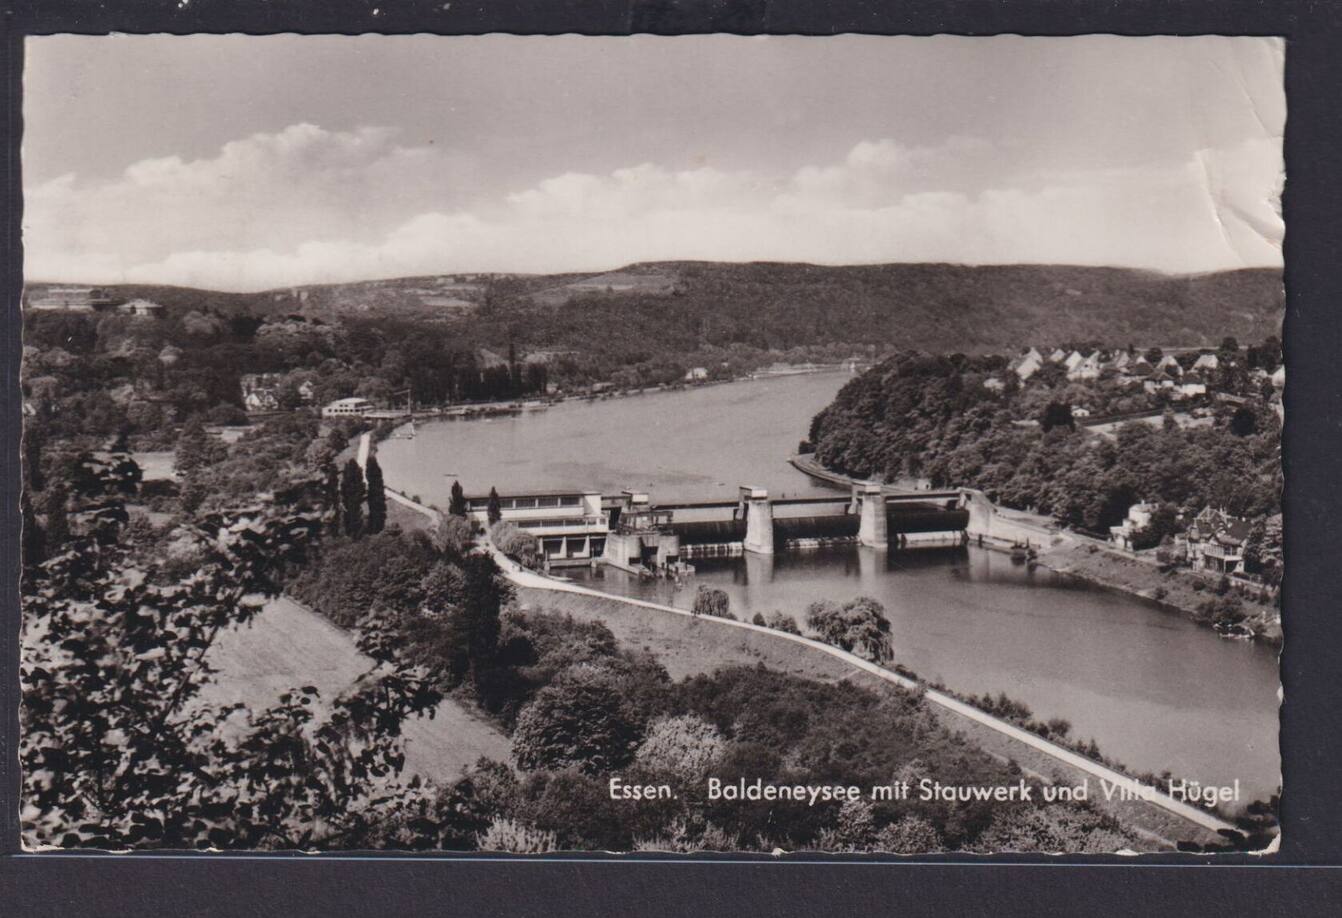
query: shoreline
[{"left": 790, "top": 454, "right": 1283, "bottom": 646}]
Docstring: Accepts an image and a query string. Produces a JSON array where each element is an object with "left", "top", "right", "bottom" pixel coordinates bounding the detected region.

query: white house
[
  {"left": 684, "top": 367, "right": 708, "bottom": 382},
  {"left": 983, "top": 377, "right": 1006, "bottom": 392},
  {"left": 1192, "top": 352, "right": 1220, "bottom": 372},
  {"left": 1063, "top": 350, "right": 1085, "bottom": 372},
  {"left": 1067, "top": 352, "right": 1104, "bottom": 381},
  {"left": 1109, "top": 501, "right": 1156, "bottom": 551},
  {"left": 321, "top": 397, "right": 375, "bottom": 418},
  {"left": 1011, "top": 348, "right": 1043, "bottom": 381}
]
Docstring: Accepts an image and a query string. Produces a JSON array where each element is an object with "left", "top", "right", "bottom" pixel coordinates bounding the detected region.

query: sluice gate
[{"left": 649, "top": 486, "right": 969, "bottom": 557}]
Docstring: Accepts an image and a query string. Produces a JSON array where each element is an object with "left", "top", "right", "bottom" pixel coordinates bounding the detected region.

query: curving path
[{"left": 485, "top": 545, "right": 1240, "bottom": 838}]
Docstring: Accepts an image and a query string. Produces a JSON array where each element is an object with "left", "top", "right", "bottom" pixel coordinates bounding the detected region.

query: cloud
[{"left": 24, "top": 126, "right": 1282, "bottom": 291}]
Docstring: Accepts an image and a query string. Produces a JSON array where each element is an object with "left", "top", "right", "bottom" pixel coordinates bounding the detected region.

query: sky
[{"left": 23, "top": 35, "right": 1285, "bottom": 291}]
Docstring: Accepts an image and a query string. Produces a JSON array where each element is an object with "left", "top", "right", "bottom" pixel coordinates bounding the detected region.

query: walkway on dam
[{"left": 484, "top": 545, "right": 1239, "bottom": 840}]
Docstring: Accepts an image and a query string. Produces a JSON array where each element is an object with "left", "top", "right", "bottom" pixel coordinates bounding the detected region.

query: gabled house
[
  {"left": 1192, "top": 352, "right": 1220, "bottom": 372},
  {"left": 1183, "top": 507, "right": 1253, "bottom": 574},
  {"left": 1063, "top": 350, "right": 1085, "bottom": 372},
  {"left": 1010, "top": 348, "right": 1043, "bottom": 381},
  {"left": 1155, "top": 355, "right": 1184, "bottom": 377},
  {"left": 1048, "top": 348, "right": 1068, "bottom": 363},
  {"left": 1067, "top": 352, "right": 1104, "bottom": 381}
]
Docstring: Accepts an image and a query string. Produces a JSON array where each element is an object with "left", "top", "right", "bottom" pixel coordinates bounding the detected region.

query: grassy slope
[{"left": 200, "top": 596, "right": 511, "bottom": 784}]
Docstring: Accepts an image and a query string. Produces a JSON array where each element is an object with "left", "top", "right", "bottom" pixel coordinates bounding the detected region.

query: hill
[{"left": 25, "top": 261, "right": 1283, "bottom": 357}]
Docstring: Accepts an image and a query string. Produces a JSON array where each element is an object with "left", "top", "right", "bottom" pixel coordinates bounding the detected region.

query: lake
[{"left": 378, "top": 371, "right": 1281, "bottom": 804}]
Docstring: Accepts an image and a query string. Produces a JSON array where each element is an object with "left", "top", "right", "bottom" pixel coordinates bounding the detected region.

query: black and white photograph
[{"left": 17, "top": 34, "right": 1284, "bottom": 855}]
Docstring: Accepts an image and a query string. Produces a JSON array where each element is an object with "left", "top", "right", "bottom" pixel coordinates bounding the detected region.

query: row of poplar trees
[{"left": 324, "top": 454, "right": 387, "bottom": 539}]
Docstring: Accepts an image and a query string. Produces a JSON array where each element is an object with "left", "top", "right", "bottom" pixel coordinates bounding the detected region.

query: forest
[{"left": 807, "top": 350, "right": 1283, "bottom": 538}]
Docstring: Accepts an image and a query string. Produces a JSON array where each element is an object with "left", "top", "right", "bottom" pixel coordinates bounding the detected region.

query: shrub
[
  {"left": 805, "top": 596, "right": 894, "bottom": 663},
  {"left": 691, "top": 585, "right": 733, "bottom": 619},
  {"left": 512, "top": 668, "right": 643, "bottom": 774},
  {"left": 765, "top": 611, "right": 802, "bottom": 635},
  {"left": 476, "top": 817, "right": 558, "bottom": 853},
  {"left": 634, "top": 714, "right": 727, "bottom": 781},
  {"left": 491, "top": 520, "right": 541, "bottom": 569}
]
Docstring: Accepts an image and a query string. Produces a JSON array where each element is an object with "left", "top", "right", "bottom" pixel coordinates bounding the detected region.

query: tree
[
  {"left": 1040, "top": 401, "right": 1075, "bottom": 433},
  {"left": 21, "top": 491, "right": 45, "bottom": 571},
  {"left": 364, "top": 455, "right": 387, "bottom": 535},
  {"left": 634, "top": 714, "right": 726, "bottom": 781},
  {"left": 1230, "top": 406, "right": 1258, "bottom": 437},
  {"left": 765, "top": 611, "right": 801, "bottom": 635},
  {"left": 432, "top": 514, "right": 475, "bottom": 558},
  {"left": 174, "top": 418, "right": 224, "bottom": 477},
  {"left": 322, "top": 463, "right": 342, "bottom": 534},
  {"left": 21, "top": 466, "right": 442, "bottom": 849},
  {"left": 42, "top": 482, "right": 70, "bottom": 551},
  {"left": 511, "top": 668, "right": 642, "bottom": 774},
  {"left": 340, "top": 459, "right": 366, "bottom": 538},
  {"left": 449, "top": 480, "right": 468, "bottom": 517},
  {"left": 486, "top": 487, "right": 502, "bottom": 525},
  {"left": 691, "top": 585, "right": 732, "bottom": 619},
  {"left": 805, "top": 596, "right": 894, "bottom": 663}
]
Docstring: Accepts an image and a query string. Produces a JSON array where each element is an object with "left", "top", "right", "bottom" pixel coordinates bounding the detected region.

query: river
[{"left": 378, "top": 370, "right": 1281, "bottom": 804}]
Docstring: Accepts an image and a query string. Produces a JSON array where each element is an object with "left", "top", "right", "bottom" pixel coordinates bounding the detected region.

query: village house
[
  {"left": 983, "top": 376, "right": 1006, "bottom": 392},
  {"left": 1063, "top": 350, "right": 1085, "bottom": 372},
  {"left": 1048, "top": 347, "right": 1068, "bottom": 363},
  {"left": 684, "top": 367, "right": 709, "bottom": 382},
  {"left": 1067, "top": 352, "right": 1104, "bottom": 381},
  {"left": 117, "top": 298, "right": 165, "bottom": 318},
  {"left": 1109, "top": 501, "right": 1155, "bottom": 551},
  {"left": 1182, "top": 507, "right": 1253, "bottom": 574},
  {"left": 1009, "top": 347, "right": 1043, "bottom": 381},
  {"left": 1192, "top": 352, "right": 1220, "bottom": 372}
]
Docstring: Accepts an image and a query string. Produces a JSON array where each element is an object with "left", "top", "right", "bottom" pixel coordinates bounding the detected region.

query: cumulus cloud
[{"left": 23, "top": 124, "right": 1282, "bottom": 291}]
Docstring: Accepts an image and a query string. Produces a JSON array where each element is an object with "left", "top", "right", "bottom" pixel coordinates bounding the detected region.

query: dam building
[
  {"left": 476, "top": 485, "right": 971, "bottom": 572},
  {"left": 466, "top": 490, "right": 609, "bottom": 565}
]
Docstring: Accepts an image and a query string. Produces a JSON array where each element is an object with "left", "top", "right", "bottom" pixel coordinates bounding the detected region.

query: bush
[
  {"left": 634, "top": 714, "right": 727, "bottom": 781},
  {"left": 512, "top": 668, "right": 644, "bottom": 774},
  {"left": 491, "top": 520, "right": 541, "bottom": 569},
  {"left": 691, "top": 585, "right": 733, "bottom": 619},
  {"left": 805, "top": 596, "right": 894, "bottom": 663},
  {"left": 476, "top": 817, "right": 558, "bottom": 853},
  {"left": 765, "top": 611, "right": 802, "bottom": 635}
]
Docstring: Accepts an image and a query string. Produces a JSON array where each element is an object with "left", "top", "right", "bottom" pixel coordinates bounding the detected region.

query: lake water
[{"left": 378, "top": 371, "right": 1281, "bottom": 803}]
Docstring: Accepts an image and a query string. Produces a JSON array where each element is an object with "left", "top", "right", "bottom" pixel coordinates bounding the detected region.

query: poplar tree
[
  {"left": 486, "top": 486, "right": 502, "bottom": 525},
  {"left": 341, "top": 459, "right": 365, "bottom": 538},
  {"left": 449, "top": 479, "right": 468, "bottom": 517},
  {"left": 365, "top": 455, "right": 387, "bottom": 535}
]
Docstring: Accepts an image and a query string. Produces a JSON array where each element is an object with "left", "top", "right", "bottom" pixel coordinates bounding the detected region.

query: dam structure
[{"left": 477, "top": 483, "right": 972, "bottom": 574}]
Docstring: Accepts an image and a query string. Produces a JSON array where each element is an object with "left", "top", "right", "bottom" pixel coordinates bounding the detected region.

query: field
[{"left": 200, "top": 596, "right": 511, "bottom": 784}]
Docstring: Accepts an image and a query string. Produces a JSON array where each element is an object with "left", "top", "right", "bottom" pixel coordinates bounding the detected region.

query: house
[
  {"left": 1109, "top": 501, "right": 1155, "bottom": 551},
  {"left": 1110, "top": 351, "right": 1132, "bottom": 371},
  {"left": 1063, "top": 350, "right": 1085, "bottom": 372},
  {"left": 1067, "top": 352, "right": 1104, "bottom": 381},
  {"left": 1173, "top": 382, "right": 1207, "bottom": 400},
  {"left": 321, "top": 397, "right": 375, "bottom": 419},
  {"left": 983, "top": 377, "right": 1006, "bottom": 393},
  {"left": 27, "top": 286, "right": 124, "bottom": 313},
  {"left": 117, "top": 298, "right": 165, "bottom": 317},
  {"left": 1183, "top": 507, "right": 1253, "bottom": 574},
  {"left": 684, "top": 367, "right": 708, "bottom": 382},
  {"left": 1010, "top": 348, "right": 1043, "bottom": 381},
  {"left": 1070, "top": 405, "right": 1091, "bottom": 418},
  {"left": 1271, "top": 365, "right": 1286, "bottom": 390},
  {"left": 1192, "top": 352, "right": 1220, "bottom": 372},
  {"left": 1048, "top": 348, "right": 1068, "bottom": 363},
  {"left": 1155, "top": 355, "right": 1183, "bottom": 376}
]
